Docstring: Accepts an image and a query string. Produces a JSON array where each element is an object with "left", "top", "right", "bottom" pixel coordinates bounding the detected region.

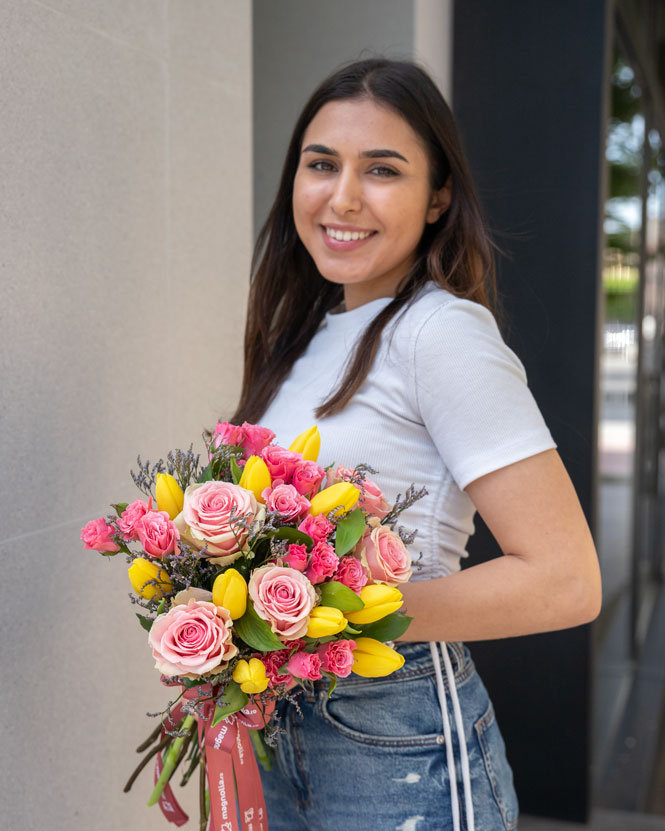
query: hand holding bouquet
[{"left": 81, "top": 422, "right": 427, "bottom": 830}]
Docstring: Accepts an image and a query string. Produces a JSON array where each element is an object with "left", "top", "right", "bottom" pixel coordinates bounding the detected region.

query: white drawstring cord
[{"left": 429, "top": 641, "right": 475, "bottom": 831}]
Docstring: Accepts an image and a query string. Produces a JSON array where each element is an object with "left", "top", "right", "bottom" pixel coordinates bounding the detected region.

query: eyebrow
[{"left": 301, "top": 143, "right": 409, "bottom": 163}]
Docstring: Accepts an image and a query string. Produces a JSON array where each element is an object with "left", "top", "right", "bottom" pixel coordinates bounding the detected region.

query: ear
[{"left": 425, "top": 174, "right": 452, "bottom": 224}]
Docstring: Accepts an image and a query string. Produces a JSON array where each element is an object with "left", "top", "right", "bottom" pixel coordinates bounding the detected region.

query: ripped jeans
[{"left": 259, "top": 641, "right": 519, "bottom": 831}]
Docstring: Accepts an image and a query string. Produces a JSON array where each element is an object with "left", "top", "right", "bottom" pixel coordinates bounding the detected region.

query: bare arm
[{"left": 395, "top": 448, "right": 603, "bottom": 642}]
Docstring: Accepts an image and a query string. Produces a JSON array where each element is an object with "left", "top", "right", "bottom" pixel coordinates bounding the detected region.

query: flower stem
[
  {"left": 147, "top": 714, "right": 195, "bottom": 806},
  {"left": 248, "top": 728, "right": 272, "bottom": 771}
]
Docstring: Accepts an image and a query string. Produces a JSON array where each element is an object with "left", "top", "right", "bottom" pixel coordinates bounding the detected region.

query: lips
[{"left": 320, "top": 225, "right": 378, "bottom": 252}]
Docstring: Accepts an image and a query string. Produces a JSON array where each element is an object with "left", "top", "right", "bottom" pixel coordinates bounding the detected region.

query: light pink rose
[
  {"left": 327, "top": 465, "right": 390, "bottom": 519},
  {"left": 335, "top": 555, "right": 369, "bottom": 593},
  {"left": 286, "top": 651, "right": 322, "bottom": 681},
  {"left": 80, "top": 518, "right": 120, "bottom": 554},
  {"left": 298, "top": 513, "right": 334, "bottom": 544},
  {"left": 291, "top": 459, "right": 325, "bottom": 497},
  {"left": 148, "top": 598, "right": 238, "bottom": 677},
  {"left": 317, "top": 639, "right": 357, "bottom": 677},
  {"left": 116, "top": 498, "right": 152, "bottom": 541},
  {"left": 241, "top": 422, "right": 275, "bottom": 458},
  {"left": 262, "top": 483, "right": 311, "bottom": 521},
  {"left": 283, "top": 543, "right": 308, "bottom": 572},
  {"left": 135, "top": 511, "right": 179, "bottom": 559},
  {"left": 305, "top": 541, "right": 339, "bottom": 585},
  {"left": 248, "top": 565, "right": 316, "bottom": 640},
  {"left": 260, "top": 445, "right": 301, "bottom": 483},
  {"left": 174, "top": 481, "right": 265, "bottom": 566},
  {"left": 358, "top": 523, "right": 412, "bottom": 585}
]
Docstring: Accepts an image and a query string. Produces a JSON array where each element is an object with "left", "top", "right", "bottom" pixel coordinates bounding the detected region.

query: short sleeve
[{"left": 411, "top": 297, "right": 557, "bottom": 491}]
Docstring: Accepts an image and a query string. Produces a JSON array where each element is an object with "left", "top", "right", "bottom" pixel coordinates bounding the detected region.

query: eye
[
  {"left": 370, "top": 165, "right": 398, "bottom": 178},
  {"left": 308, "top": 160, "right": 336, "bottom": 172}
]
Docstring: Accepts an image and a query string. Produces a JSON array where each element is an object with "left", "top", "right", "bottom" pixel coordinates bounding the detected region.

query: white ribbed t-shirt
[{"left": 259, "top": 280, "right": 557, "bottom": 581}]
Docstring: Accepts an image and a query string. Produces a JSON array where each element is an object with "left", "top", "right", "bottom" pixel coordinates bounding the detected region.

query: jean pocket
[
  {"left": 318, "top": 673, "right": 446, "bottom": 748},
  {"left": 474, "top": 700, "right": 519, "bottom": 831}
]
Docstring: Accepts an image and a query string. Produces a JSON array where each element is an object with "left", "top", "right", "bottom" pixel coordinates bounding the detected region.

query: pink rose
[
  {"left": 257, "top": 638, "right": 306, "bottom": 686},
  {"left": 116, "top": 498, "right": 152, "bottom": 541},
  {"left": 262, "top": 483, "right": 311, "bottom": 521},
  {"left": 80, "top": 517, "right": 120, "bottom": 554},
  {"left": 211, "top": 421, "right": 246, "bottom": 450},
  {"left": 174, "top": 481, "right": 265, "bottom": 565},
  {"left": 135, "top": 511, "right": 179, "bottom": 559},
  {"left": 148, "top": 598, "right": 238, "bottom": 677},
  {"left": 241, "top": 422, "right": 275, "bottom": 458},
  {"left": 336, "top": 555, "right": 369, "bottom": 594},
  {"left": 359, "top": 523, "right": 412, "bottom": 585},
  {"left": 317, "top": 639, "right": 357, "bottom": 677},
  {"left": 260, "top": 445, "right": 302, "bottom": 483},
  {"left": 283, "top": 543, "right": 308, "bottom": 572},
  {"left": 291, "top": 459, "right": 325, "bottom": 497},
  {"left": 327, "top": 465, "right": 390, "bottom": 519},
  {"left": 286, "top": 651, "right": 322, "bottom": 681},
  {"left": 248, "top": 565, "right": 316, "bottom": 640},
  {"left": 305, "top": 541, "right": 339, "bottom": 585},
  {"left": 298, "top": 513, "right": 334, "bottom": 544}
]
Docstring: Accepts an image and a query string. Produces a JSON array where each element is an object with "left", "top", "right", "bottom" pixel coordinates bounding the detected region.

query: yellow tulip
[
  {"left": 232, "top": 658, "right": 269, "bottom": 694},
  {"left": 238, "top": 455, "right": 271, "bottom": 503},
  {"left": 345, "top": 584, "right": 403, "bottom": 624},
  {"left": 212, "top": 568, "right": 248, "bottom": 619},
  {"left": 306, "top": 606, "right": 348, "bottom": 637},
  {"left": 352, "top": 637, "right": 405, "bottom": 677},
  {"left": 128, "top": 557, "right": 173, "bottom": 600},
  {"left": 309, "top": 482, "right": 360, "bottom": 518},
  {"left": 155, "top": 473, "right": 184, "bottom": 520},
  {"left": 288, "top": 425, "right": 321, "bottom": 462}
]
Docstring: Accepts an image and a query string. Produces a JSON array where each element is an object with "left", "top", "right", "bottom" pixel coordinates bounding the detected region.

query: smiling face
[{"left": 292, "top": 97, "right": 451, "bottom": 310}]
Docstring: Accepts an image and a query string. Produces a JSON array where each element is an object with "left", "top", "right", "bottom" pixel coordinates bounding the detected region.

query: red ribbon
[{"left": 154, "top": 679, "right": 275, "bottom": 831}]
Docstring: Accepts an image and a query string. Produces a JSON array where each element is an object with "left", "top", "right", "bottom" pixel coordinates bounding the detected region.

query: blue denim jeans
[{"left": 259, "top": 641, "right": 519, "bottom": 831}]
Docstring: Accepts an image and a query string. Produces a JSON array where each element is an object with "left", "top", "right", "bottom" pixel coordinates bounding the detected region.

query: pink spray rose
[
  {"left": 262, "top": 483, "right": 311, "bottom": 521},
  {"left": 257, "top": 639, "right": 306, "bottom": 686},
  {"left": 260, "top": 445, "right": 302, "bottom": 484},
  {"left": 305, "top": 540, "right": 339, "bottom": 585},
  {"left": 80, "top": 517, "right": 120, "bottom": 554},
  {"left": 317, "top": 639, "right": 357, "bottom": 677},
  {"left": 291, "top": 459, "right": 325, "bottom": 497},
  {"left": 283, "top": 543, "right": 308, "bottom": 572},
  {"left": 116, "top": 498, "right": 153, "bottom": 541},
  {"left": 286, "top": 650, "right": 322, "bottom": 681},
  {"left": 211, "top": 421, "right": 246, "bottom": 450},
  {"left": 148, "top": 598, "right": 238, "bottom": 677},
  {"left": 241, "top": 422, "right": 276, "bottom": 458},
  {"left": 298, "top": 513, "right": 335, "bottom": 544},
  {"left": 335, "top": 555, "right": 369, "bottom": 594},
  {"left": 174, "top": 481, "right": 265, "bottom": 565},
  {"left": 248, "top": 565, "right": 316, "bottom": 640},
  {"left": 327, "top": 465, "right": 390, "bottom": 519},
  {"left": 358, "top": 520, "right": 412, "bottom": 585},
  {"left": 135, "top": 510, "right": 179, "bottom": 559}
]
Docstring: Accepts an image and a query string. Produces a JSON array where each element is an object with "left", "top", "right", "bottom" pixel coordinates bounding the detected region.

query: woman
[{"left": 230, "top": 57, "right": 602, "bottom": 831}]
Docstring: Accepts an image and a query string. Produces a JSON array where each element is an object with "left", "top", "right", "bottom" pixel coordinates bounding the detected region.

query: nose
[{"left": 329, "top": 167, "right": 362, "bottom": 215}]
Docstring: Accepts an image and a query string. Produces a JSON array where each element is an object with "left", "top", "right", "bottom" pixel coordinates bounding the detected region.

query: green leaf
[
  {"left": 111, "top": 502, "right": 128, "bottom": 516},
  {"left": 354, "top": 612, "right": 413, "bottom": 642},
  {"left": 273, "top": 527, "right": 314, "bottom": 547},
  {"left": 334, "top": 508, "right": 366, "bottom": 557},
  {"left": 342, "top": 623, "right": 362, "bottom": 635},
  {"left": 319, "top": 580, "right": 365, "bottom": 612},
  {"left": 136, "top": 613, "right": 153, "bottom": 632},
  {"left": 230, "top": 458, "right": 242, "bottom": 485},
  {"left": 212, "top": 681, "right": 248, "bottom": 727},
  {"left": 155, "top": 598, "right": 165, "bottom": 616},
  {"left": 234, "top": 599, "right": 286, "bottom": 652},
  {"left": 197, "top": 464, "right": 213, "bottom": 483},
  {"left": 321, "top": 670, "right": 338, "bottom": 698}
]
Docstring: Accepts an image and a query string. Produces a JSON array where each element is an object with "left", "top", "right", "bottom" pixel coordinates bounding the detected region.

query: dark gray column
[{"left": 453, "top": 0, "right": 611, "bottom": 822}]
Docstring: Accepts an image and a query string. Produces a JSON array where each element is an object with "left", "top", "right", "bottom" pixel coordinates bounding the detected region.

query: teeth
[{"left": 325, "top": 227, "right": 374, "bottom": 241}]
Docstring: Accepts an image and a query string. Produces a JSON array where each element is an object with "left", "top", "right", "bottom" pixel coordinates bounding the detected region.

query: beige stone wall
[{"left": 0, "top": 1, "right": 252, "bottom": 828}]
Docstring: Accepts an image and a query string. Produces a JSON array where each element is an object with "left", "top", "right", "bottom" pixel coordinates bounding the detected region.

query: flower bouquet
[{"left": 81, "top": 421, "right": 427, "bottom": 830}]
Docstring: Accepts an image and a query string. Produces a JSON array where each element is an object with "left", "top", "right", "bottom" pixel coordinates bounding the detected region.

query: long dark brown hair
[{"left": 230, "top": 56, "right": 505, "bottom": 425}]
